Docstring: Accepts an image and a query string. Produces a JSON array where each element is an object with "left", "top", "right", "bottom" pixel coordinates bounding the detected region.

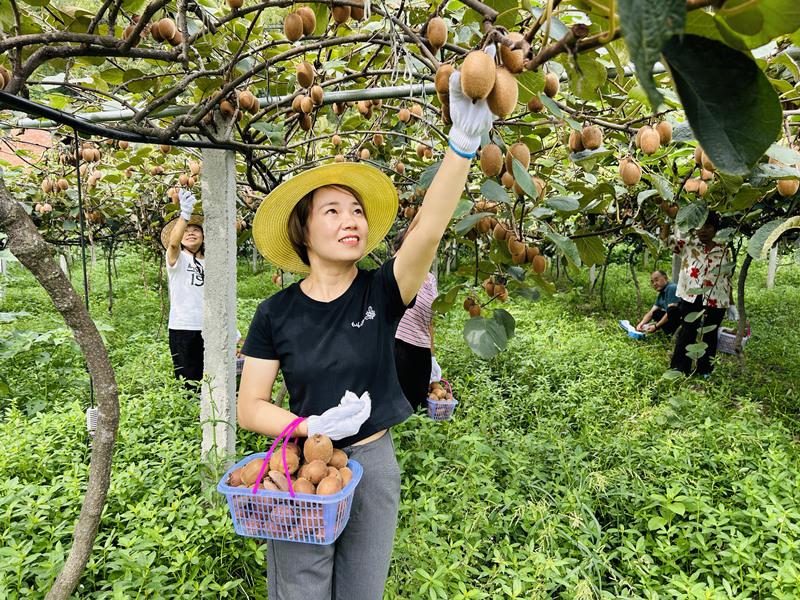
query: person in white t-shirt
[{"left": 160, "top": 189, "right": 205, "bottom": 384}]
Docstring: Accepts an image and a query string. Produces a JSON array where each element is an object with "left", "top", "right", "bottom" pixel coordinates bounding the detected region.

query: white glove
[
  {"left": 430, "top": 356, "right": 442, "bottom": 384},
  {"left": 726, "top": 305, "right": 739, "bottom": 322},
  {"left": 447, "top": 47, "right": 497, "bottom": 157},
  {"left": 178, "top": 189, "right": 198, "bottom": 221},
  {"left": 306, "top": 390, "right": 371, "bottom": 441}
]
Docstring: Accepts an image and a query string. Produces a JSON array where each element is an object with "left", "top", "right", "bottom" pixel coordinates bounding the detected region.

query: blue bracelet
[{"left": 448, "top": 140, "right": 476, "bottom": 160}]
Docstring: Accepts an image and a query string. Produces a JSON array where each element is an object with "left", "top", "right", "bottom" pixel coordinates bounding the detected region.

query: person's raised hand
[
  {"left": 447, "top": 46, "right": 497, "bottom": 158},
  {"left": 178, "top": 189, "right": 198, "bottom": 221},
  {"left": 306, "top": 390, "right": 371, "bottom": 440}
]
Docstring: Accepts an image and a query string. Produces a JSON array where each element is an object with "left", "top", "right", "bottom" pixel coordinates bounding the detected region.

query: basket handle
[
  {"left": 439, "top": 378, "right": 453, "bottom": 397},
  {"left": 250, "top": 417, "right": 306, "bottom": 497}
]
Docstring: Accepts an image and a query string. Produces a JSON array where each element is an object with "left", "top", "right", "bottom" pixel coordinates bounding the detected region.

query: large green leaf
[
  {"left": 748, "top": 217, "right": 800, "bottom": 259},
  {"left": 463, "top": 317, "right": 508, "bottom": 359},
  {"left": 431, "top": 284, "right": 465, "bottom": 314},
  {"left": 677, "top": 201, "right": 708, "bottom": 232},
  {"left": 717, "top": 0, "right": 800, "bottom": 48},
  {"left": 574, "top": 233, "right": 606, "bottom": 266},
  {"left": 617, "top": 0, "right": 685, "bottom": 109},
  {"left": 661, "top": 34, "right": 782, "bottom": 176},
  {"left": 545, "top": 231, "right": 581, "bottom": 267},
  {"left": 563, "top": 52, "right": 607, "bottom": 102},
  {"left": 454, "top": 212, "right": 493, "bottom": 235}
]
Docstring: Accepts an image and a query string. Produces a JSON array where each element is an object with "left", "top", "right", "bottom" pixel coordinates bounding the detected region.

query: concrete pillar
[
  {"left": 59, "top": 253, "right": 69, "bottom": 276},
  {"left": 251, "top": 243, "right": 258, "bottom": 274},
  {"left": 589, "top": 264, "right": 596, "bottom": 287},
  {"left": 767, "top": 246, "right": 778, "bottom": 290},
  {"left": 200, "top": 148, "right": 238, "bottom": 466},
  {"left": 0, "top": 257, "right": 6, "bottom": 302},
  {"left": 671, "top": 254, "right": 681, "bottom": 284}
]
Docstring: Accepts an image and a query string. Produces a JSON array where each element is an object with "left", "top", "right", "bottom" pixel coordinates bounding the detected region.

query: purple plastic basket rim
[
  {"left": 427, "top": 397, "right": 459, "bottom": 406},
  {"left": 216, "top": 453, "right": 362, "bottom": 503}
]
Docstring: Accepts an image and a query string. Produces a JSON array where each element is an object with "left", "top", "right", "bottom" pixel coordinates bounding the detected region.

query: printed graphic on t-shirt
[
  {"left": 351, "top": 305, "right": 376, "bottom": 328},
  {"left": 188, "top": 260, "right": 204, "bottom": 287}
]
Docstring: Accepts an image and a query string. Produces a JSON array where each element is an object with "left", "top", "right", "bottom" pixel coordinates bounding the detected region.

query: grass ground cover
[{"left": 1, "top": 249, "right": 799, "bottom": 598}]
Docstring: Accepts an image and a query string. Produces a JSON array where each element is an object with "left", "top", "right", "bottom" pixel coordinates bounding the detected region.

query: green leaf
[
  {"left": 717, "top": 0, "right": 800, "bottom": 48},
  {"left": 516, "top": 71, "right": 545, "bottom": 104},
  {"left": 757, "top": 163, "right": 800, "bottom": 180},
  {"left": 765, "top": 143, "right": 800, "bottom": 166},
  {"left": 480, "top": 179, "right": 510, "bottom": 204},
  {"left": 574, "top": 234, "right": 606, "bottom": 266},
  {"left": 666, "top": 502, "right": 686, "bottom": 516},
  {"left": 419, "top": 161, "right": 442, "bottom": 189},
  {"left": 453, "top": 212, "right": 493, "bottom": 235},
  {"left": 563, "top": 52, "right": 607, "bottom": 101},
  {"left": 432, "top": 284, "right": 465, "bottom": 314},
  {"left": 676, "top": 201, "right": 708, "bottom": 232},
  {"left": 528, "top": 272, "right": 555, "bottom": 296},
  {"left": 492, "top": 309, "right": 515, "bottom": 340},
  {"left": 686, "top": 341, "right": 708, "bottom": 359},
  {"left": 545, "top": 196, "right": 580, "bottom": 212},
  {"left": 684, "top": 311, "right": 704, "bottom": 323},
  {"left": 661, "top": 34, "right": 782, "bottom": 176},
  {"left": 511, "top": 158, "right": 538, "bottom": 199},
  {"left": 617, "top": 0, "right": 686, "bottom": 109},
  {"left": 513, "top": 286, "right": 541, "bottom": 302},
  {"left": 648, "top": 516, "right": 668, "bottom": 530},
  {"left": 463, "top": 317, "right": 508, "bottom": 359},
  {"left": 545, "top": 231, "right": 581, "bottom": 267},
  {"left": 749, "top": 216, "right": 800, "bottom": 259}
]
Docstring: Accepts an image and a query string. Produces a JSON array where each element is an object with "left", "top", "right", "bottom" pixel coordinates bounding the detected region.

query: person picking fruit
[
  {"left": 237, "top": 59, "right": 495, "bottom": 600},
  {"left": 160, "top": 189, "right": 205, "bottom": 386}
]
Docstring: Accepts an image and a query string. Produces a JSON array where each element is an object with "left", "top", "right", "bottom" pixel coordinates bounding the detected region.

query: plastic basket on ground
[
  {"left": 217, "top": 418, "right": 363, "bottom": 545},
  {"left": 717, "top": 324, "right": 751, "bottom": 355},
  {"left": 427, "top": 379, "right": 458, "bottom": 421}
]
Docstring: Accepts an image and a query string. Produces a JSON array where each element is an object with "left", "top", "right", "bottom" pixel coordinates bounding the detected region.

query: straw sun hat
[
  {"left": 252, "top": 162, "right": 399, "bottom": 274},
  {"left": 160, "top": 214, "right": 204, "bottom": 250}
]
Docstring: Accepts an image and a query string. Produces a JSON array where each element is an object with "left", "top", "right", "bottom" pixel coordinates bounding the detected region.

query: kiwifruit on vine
[
  {"left": 296, "top": 62, "right": 314, "bottom": 88},
  {"left": 543, "top": 72, "right": 559, "bottom": 98},
  {"left": 425, "top": 16, "right": 448, "bottom": 51},
  {"left": 619, "top": 157, "right": 642, "bottom": 186},
  {"left": 580, "top": 125, "right": 603, "bottom": 150},
  {"left": 480, "top": 143, "right": 503, "bottom": 177},
  {"left": 296, "top": 6, "right": 317, "bottom": 35},
  {"left": 655, "top": 121, "right": 673, "bottom": 145},
  {"left": 435, "top": 64, "right": 454, "bottom": 95},
  {"left": 568, "top": 130, "right": 583, "bottom": 153},
  {"left": 460, "top": 50, "right": 496, "bottom": 100},
  {"left": 505, "top": 142, "right": 530, "bottom": 172},
  {"left": 331, "top": 3, "right": 351, "bottom": 24},
  {"left": 486, "top": 67, "right": 518, "bottom": 119},
  {"left": 636, "top": 126, "right": 661, "bottom": 155},
  {"left": 499, "top": 32, "right": 526, "bottom": 74}
]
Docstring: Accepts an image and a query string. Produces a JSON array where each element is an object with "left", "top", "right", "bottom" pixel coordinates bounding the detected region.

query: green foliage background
[{"left": 1, "top": 249, "right": 800, "bottom": 598}]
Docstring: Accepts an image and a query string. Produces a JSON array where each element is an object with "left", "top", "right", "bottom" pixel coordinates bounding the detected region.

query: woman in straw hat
[
  {"left": 238, "top": 62, "right": 495, "bottom": 599},
  {"left": 161, "top": 189, "right": 205, "bottom": 384}
]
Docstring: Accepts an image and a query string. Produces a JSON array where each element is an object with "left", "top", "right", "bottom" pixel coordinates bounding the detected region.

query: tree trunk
[
  {"left": 735, "top": 254, "right": 752, "bottom": 358},
  {"left": 0, "top": 177, "right": 120, "bottom": 600},
  {"left": 767, "top": 245, "right": 778, "bottom": 289},
  {"left": 630, "top": 251, "right": 642, "bottom": 317}
]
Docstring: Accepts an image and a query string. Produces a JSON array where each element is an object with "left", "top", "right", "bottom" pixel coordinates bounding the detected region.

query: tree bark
[
  {"left": 735, "top": 254, "right": 752, "bottom": 358},
  {"left": 0, "top": 176, "right": 119, "bottom": 600}
]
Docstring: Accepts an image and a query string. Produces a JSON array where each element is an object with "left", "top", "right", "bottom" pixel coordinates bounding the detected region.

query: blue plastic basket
[
  {"left": 427, "top": 397, "right": 458, "bottom": 421},
  {"left": 217, "top": 453, "right": 363, "bottom": 545}
]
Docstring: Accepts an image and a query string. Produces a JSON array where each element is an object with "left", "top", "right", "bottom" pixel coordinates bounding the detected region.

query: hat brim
[
  {"left": 160, "top": 214, "right": 204, "bottom": 250},
  {"left": 252, "top": 163, "right": 398, "bottom": 274}
]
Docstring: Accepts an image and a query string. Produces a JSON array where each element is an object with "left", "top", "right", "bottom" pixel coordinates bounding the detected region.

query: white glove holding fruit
[
  {"left": 306, "top": 390, "right": 371, "bottom": 440},
  {"left": 178, "top": 189, "right": 198, "bottom": 221},
  {"left": 447, "top": 46, "right": 497, "bottom": 158}
]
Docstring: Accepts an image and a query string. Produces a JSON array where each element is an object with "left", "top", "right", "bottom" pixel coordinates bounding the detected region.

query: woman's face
[
  {"left": 182, "top": 224, "right": 204, "bottom": 253},
  {"left": 305, "top": 186, "right": 368, "bottom": 267}
]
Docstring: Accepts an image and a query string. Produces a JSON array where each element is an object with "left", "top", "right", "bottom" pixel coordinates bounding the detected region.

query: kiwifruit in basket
[
  {"left": 326, "top": 466, "right": 344, "bottom": 485},
  {"left": 339, "top": 466, "right": 353, "bottom": 487},
  {"left": 316, "top": 475, "right": 343, "bottom": 495},
  {"left": 329, "top": 448, "right": 348, "bottom": 469},
  {"left": 304, "top": 434, "right": 334, "bottom": 464},
  {"left": 305, "top": 459, "right": 329, "bottom": 485},
  {"left": 293, "top": 477, "right": 316, "bottom": 495},
  {"left": 228, "top": 467, "right": 244, "bottom": 486},
  {"left": 268, "top": 470, "right": 290, "bottom": 492},
  {"left": 269, "top": 451, "right": 300, "bottom": 475},
  {"left": 241, "top": 458, "right": 265, "bottom": 486}
]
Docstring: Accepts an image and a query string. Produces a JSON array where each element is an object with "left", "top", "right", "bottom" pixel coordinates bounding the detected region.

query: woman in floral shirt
[{"left": 670, "top": 211, "right": 733, "bottom": 375}]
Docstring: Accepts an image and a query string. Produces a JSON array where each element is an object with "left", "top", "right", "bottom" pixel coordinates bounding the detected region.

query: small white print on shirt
[{"left": 351, "top": 306, "right": 376, "bottom": 328}]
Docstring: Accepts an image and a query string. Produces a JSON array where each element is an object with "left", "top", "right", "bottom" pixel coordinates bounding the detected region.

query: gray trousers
[{"left": 267, "top": 431, "right": 401, "bottom": 600}]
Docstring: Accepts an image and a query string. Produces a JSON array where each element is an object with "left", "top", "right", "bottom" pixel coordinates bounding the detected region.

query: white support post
[
  {"left": 59, "top": 253, "right": 69, "bottom": 276},
  {"left": 671, "top": 254, "right": 681, "bottom": 284},
  {"left": 251, "top": 243, "right": 258, "bottom": 274},
  {"left": 0, "top": 257, "right": 6, "bottom": 302},
  {"left": 200, "top": 148, "right": 238, "bottom": 467},
  {"left": 767, "top": 245, "right": 778, "bottom": 290},
  {"left": 589, "top": 264, "right": 597, "bottom": 287}
]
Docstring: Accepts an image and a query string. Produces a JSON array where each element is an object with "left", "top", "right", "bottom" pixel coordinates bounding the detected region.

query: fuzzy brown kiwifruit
[
  {"left": 398, "top": 108, "right": 411, "bottom": 123},
  {"left": 240, "top": 458, "right": 265, "bottom": 486},
  {"left": 326, "top": 466, "right": 344, "bottom": 485},
  {"left": 468, "top": 304, "right": 482, "bottom": 318},
  {"left": 493, "top": 222, "right": 509, "bottom": 241},
  {"left": 350, "top": 0, "right": 364, "bottom": 20},
  {"left": 501, "top": 171, "right": 515, "bottom": 189},
  {"left": 157, "top": 18, "right": 177, "bottom": 41},
  {"left": 394, "top": 161, "right": 405, "bottom": 175},
  {"left": 499, "top": 32, "right": 526, "bottom": 74},
  {"left": 168, "top": 29, "right": 183, "bottom": 46},
  {"left": 426, "top": 16, "right": 448, "bottom": 50},
  {"left": 331, "top": 4, "right": 351, "bottom": 24},
  {"left": 620, "top": 160, "right": 642, "bottom": 186},
  {"left": 339, "top": 466, "right": 353, "bottom": 487},
  {"left": 334, "top": 154, "right": 345, "bottom": 163},
  {"left": 424, "top": 147, "right": 433, "bottom": 159},
  {"left": 581, "top": 125, "right": 603, "bottom": 150},
  {"left": 508, "top": 237, "right": 525, "bottom": 256},
  {"left": 700, "top": 168, "right": 714, "bottom": 181},
  {"left": 359, "top": 148, "right": 371, "bottom": 160},
  {"left": 527, "top": 96, "right": 544, "bottom": 113},
  {"left": 487, "top": 67, "right": 518, "bottom": 119},
  {"left": 291, "top": 95, "right": 303, "bottom": 113},
  {"left": 404, "top": 205, "right": 417, "bottom": 219},
  {"left": 178, "top": 173, "right": 190, "bottom": 186},
  {"left": 357, "top": 100, "right": 372, "bottom": 116},
  {"left": 239, "top": 90, "right": 259, "bottom": 114},
  {"left": 655, "top": 121, "right": 672, "bottom": 145},
  {"left": 373, "top": 133, "right": 385, "bottom": 146},
  {"left": 316, "top": 475, "right": 343, "bottom": 495},
  {"left": 494, "top": 283, "right": 508, "bottom": 302},
  {"left": 568, "top": 130, "right": 583, "bottom": 153},
  {"left": 476, "top": 216, "right": 493, "bottom": 234},
  {"left": 297, "top": 6, "right": 317, "bottom": 35},
  {"left": 463, "top": 296, "right": 476, "bottom": 311},
  {"left": 296, "top": 62, "right": 314, "bottom": 88},
  {"left": 331, "top": 134, "right": 342, "bottom": 146},
  {"left": 305, "top": 459, "right": 329, "bottom": 484},
  {"left": 410, "top": 104, "right": 423, "bottom": 119},
  {"left": 298, "top": 113, "right": 312, "bottom": 131},
  {"left": 228, "top": 467, "right": 244, "bottom": 487},
  {"left": 261, "top": 479, "right": 280, "bottom": 491},
  {"left": 637, "top": 126, "right": 660, "bottom": 155},
  {"left": 329, "top": 449, "right": 348, "bottom": 469},
  {"left": 300, "top": 95, "right": 314, "bottom": 114},
  {"left": 683, "top": 178, "right": 708, "bottom": 196},
  {"left": 304, "top": 434, "right": 334, "bottom": 464},
  {"left": 267, "top": 470, "right": 290, "bottom": 492},
  {"left": 226, "top": 0, "right": 244, "bottom": 8},
  {"left": 505, "top": 142, "right": 530, "bottom": 172},
  {"left": 543, "top": 72, "right": 559, "bottom": 98},
  {"left": 700, "top": 151, "right": 715, "bottom": 173},
  {"left": 526, "top": 246, "right": 540, "bottom": 262},
  {"left": 512, "top": 248, "right": 527, "bottom": 264},
  {"left": 293, "top": 477, "right": 316, "bottom": 495},
  {"left": 460, "top": 51, "right": 497, "bottom": 100},
  {"left": 41, "top": 179, "right": 53, "bottom": 194},
  {"left": 269, "top": 451, "right": 299, "bottom": 474},
  {"left": 219, "top": 99, "right": 236, "bottom": 118},
  {"left": 531, "top": 254, "right": 546, "bottom": 274},
  {"left": 150, "top": 20, "right": 164, "bottom": 42},
  {"left": 483, "top": 279, "right": 496, "bottom": 296},
  {"left": 480, "top": 143, "right": 503, "bottom": 177},
  {"left": 435, "top": 64, "right": 455, "bottom": 95},
  {"left": 777, "top": 178, "right": 800, "bottom": 197},
  {"left": 310, "top": 85, "right": 324, "bottom": 106},
  {"left": 694, "top": 145, "right": 704, "bottom": 165}
]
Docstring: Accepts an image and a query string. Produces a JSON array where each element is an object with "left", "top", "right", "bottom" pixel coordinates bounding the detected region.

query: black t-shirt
[{"left": 241, "top": 258, "right": 415, "bottom": 448}]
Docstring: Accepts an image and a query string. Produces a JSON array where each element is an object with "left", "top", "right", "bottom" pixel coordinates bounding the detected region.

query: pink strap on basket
[
  {"left": 439, "top": 379, "right": 453, "bottom": 397},
  {"left": 250, "top": 417, "right": 306, "bottom": 497}
]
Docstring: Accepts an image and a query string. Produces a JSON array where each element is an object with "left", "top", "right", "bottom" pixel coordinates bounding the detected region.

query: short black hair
[
  {"left": 703, "top": 211, "right": 720, "bottom": 231},
  {"left": 653, "top": 270, "right": 668, "bottom": 278}
]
